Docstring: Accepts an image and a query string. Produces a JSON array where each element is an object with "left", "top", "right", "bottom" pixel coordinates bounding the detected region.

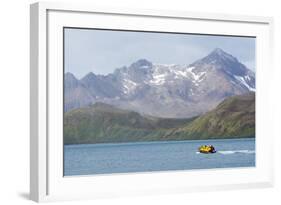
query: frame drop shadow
[{"left": 18, "top": 192, "right": 30, "bottom": 200}]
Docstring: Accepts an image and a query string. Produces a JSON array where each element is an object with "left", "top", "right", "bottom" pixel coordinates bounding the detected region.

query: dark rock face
[{"left": 64, "top": 48, "right": 255, "bottom": 118}]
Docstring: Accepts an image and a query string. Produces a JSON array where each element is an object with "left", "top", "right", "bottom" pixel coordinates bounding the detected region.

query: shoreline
[{"left": 64, "top": 137, "right": 255, "bottom": 147}]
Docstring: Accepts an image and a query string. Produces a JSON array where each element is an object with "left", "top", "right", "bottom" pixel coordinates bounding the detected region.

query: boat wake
[
  {"left": 196, "top": 150, "right": 255, "bottom": 155},
  {"left": 218, "top": 150, "right": 255, "bottom": 155}
]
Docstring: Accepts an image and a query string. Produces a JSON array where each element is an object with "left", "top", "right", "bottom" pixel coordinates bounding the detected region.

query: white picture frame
[{"left": 30, "top": 2, "right": 274, "bottom": 202}]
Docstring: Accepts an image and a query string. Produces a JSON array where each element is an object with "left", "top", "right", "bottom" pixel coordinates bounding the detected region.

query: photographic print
[{"left": 63, "top": 28, "right": 255, "bottom": 176}]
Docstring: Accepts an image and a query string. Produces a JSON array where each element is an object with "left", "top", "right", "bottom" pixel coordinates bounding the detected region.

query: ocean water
[{"left": 64, "top": 138, "right": 255, "bottom": 176}]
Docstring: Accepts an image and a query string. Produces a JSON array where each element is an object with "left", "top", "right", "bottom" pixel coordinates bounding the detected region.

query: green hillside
[
  {"left": 64, "top": 102, "right": 194, "bottom": 144},
  {"left": 64, "top": 92, "right": 255, "bottom": 144},
  {"left": 171, "top": 92, "right": 255, "bottom": 139}
]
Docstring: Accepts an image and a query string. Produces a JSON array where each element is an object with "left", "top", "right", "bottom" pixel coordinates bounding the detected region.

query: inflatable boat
[{"left": 198, "top": 145, "right": 216, "bottom": 154}]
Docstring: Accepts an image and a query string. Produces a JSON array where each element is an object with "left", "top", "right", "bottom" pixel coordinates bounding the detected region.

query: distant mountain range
[
  {"left": 64, "top": 92, "right": 255, "bottom": 144},
  {"left": 65, "top": 48, "right": 255, "bottom": 118}
]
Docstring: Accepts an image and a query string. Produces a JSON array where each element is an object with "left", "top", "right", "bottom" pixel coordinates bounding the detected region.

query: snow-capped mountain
[{"left": 64, "top": 48, "right": 255, "bottom": 118}]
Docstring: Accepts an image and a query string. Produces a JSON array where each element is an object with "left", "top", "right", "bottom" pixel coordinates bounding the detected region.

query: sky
[{"left": 64, "top": 28, "right": 256, "bottom": 79}]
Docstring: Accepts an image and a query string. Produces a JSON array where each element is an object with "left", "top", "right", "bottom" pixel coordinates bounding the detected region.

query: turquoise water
[{"left": 64, "top": 138, "right": 255, "bottom": 176}]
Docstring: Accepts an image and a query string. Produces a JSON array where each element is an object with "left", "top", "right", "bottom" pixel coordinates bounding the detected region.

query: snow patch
[
  {"left": 190, "top": 88, "right": 194, "bottom": 95},
  {"left": 140, "top": 65, "right": 150, "bottom": 69},
  {"left": 185, "top": 67, "right": 206, "bottom": 85},
  {"left": 122, "top": 79, "right": 138, "bottom": 94},
  {"left": 150, "top": 73, "right": 167, "bottom": 85},
  {"left": 234, "top": 75, "right": 255, "bottom": 91},
  {"left": 173, "top": 70, "right": 189, "bottom": 78},
  {"left": 149, "top": 65, "right": 207, "bottom": 86},
  {"left": 245, "top": 75, "right": 251, "bottom": 81}
]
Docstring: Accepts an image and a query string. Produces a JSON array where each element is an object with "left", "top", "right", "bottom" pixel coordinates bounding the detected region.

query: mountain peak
[
  {"left": 130, "top": 59, "right": 152, "bottom": 69},
  {"left": 65, "top": 72, "right": 77, "bottom": 79},
  {"left": 64, "top": 72, "right": 79, "bottom": 89},
  {"left": 208, "top": 48, "right": 237, "bottom": 62},
  {"left": 211, "top": 48, "right": 229, "bottom": 56},
  {"left": 81, "top": 72, "right": 97, "bottom": 81},
  {"left": 191, "top": 48, "right": 238, "bottom": 68},
  {"left": 212, "top": 47, "right": 225, "bottom": 54},
  {"left": 85, "top": 71, "right": 96, "bottom": 77}
]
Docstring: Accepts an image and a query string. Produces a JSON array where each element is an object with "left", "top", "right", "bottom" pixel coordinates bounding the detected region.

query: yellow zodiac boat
[{"left": 198, "top": 145, "right": 216, "bottom": 154}]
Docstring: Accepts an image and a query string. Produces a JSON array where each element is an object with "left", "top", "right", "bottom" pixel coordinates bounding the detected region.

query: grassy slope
[
  {"left": 170, "top": 92, "right": 255, "bottom": 140},
  {"left": 64, "top": 93, "right": 255, "bottom": 144},
  {"left": 64, "top": 102, "right": 194, "bottom": 144}
]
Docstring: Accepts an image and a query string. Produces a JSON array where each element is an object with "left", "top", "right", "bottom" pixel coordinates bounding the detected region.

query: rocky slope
[{"left": 65, "top": 48, "right": 255, "bottom": 118}]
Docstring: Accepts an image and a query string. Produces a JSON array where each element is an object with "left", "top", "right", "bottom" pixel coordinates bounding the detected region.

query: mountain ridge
[{"left": 64, "top": 48, "right": 255, "bottom": 118}]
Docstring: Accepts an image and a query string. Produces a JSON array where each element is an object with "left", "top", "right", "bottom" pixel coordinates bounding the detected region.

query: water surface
[{"left": 64, "top": 138, "right": 255, "bottom": 176}]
